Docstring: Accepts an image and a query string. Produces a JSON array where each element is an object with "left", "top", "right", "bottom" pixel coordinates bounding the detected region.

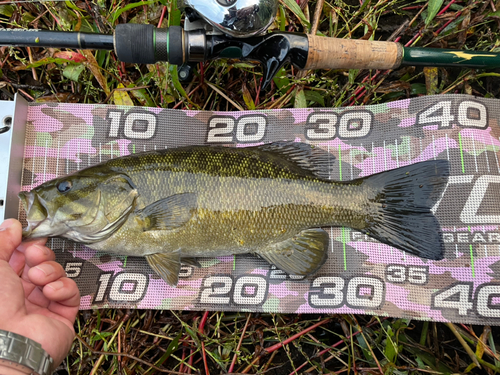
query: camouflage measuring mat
[{"left": 19, "top": 94, "right": 500, "bottom": 324}]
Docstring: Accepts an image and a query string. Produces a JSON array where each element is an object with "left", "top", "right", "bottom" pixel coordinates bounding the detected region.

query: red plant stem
[
  {"left": 200, "top": 62, "right": 205, "bottom": 86},
  {"left": 263, "top": 317, "right": 331, "bottom": 355},
  {"left": 155, "top": 64, "right": 164, "bottom": 105},
  {"left": 241, "top": 317, "right": 332, "bottom": 373},
  {"left": 187, "top": 348, "right": 194, "bottom": 374},
  {"left": 199, "top": 311, "right": 209, "bottom": 334},
  {"left": 228, "top": 314, "right": 252, "bottom": 373},
  {"left": 435, "top": 11, "right": 462, "bottom": 35},
  {"left": 437, "top": 0, "right": 457, "bottom": 16},
  {"left": 158, "top": 5, "right": 168, "bottom": 28},
  {"left": 172, "top": 83, "right": 203, "bottom": 109},
  {"left": 288, "top": 318, "right": 382, "bottom": 375},
  {"left": 179, "top": 347, "right": 186, "bottom": 373},
  {"left": 254, "top": 76, "right": 262, "bottom": 106},
  {"left": 350, "top": 76, "right": 371, "bottom": 98},
  {"left": 435, "top": 18, "right": 455, "bottom": 35},
  {"left": 18, "top": 89, "right": 34, "bottom": 101},
  {"left": 201, "top": 339, "right": 210, "bottom": 374},
  {"left": 405, "top": 31, "right": 422, "bottom": 47},
  {"left": 199, "top": 311, "right": 210, "bottom": 375},
  {"left": 348, "top": 71, "right": 382, "bottom": 106},
  {"left": 402, "top": 6, "right": 424, "bottom": 10}
]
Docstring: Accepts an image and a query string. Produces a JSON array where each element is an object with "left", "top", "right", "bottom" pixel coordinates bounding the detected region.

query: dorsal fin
[{"left": 256, "top": 142, "right": 336, "bottom": 179}]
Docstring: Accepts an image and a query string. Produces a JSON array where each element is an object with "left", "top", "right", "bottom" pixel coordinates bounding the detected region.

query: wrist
[
  {"left": 0, "top": 364, "right": 28, "bottom": 375},
  {"left": 0, "top": 330, "right": 53, "bottom": 375}
]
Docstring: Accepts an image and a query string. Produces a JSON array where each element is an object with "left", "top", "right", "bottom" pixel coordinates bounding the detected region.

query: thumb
[{"left": 0, "top": 219, "right": 23, "bottom": 262}]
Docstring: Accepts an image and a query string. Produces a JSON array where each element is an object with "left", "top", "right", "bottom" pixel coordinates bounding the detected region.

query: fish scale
[{"left": 19, "top": 142, "right": 450, "bottom": 286}]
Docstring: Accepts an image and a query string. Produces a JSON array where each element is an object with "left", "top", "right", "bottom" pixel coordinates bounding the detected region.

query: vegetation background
[{"left": 2, "top": 0, "right": 500, "bottom": 373}]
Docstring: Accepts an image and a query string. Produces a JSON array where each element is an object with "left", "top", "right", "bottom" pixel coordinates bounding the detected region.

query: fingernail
[
  {"left": 0, "top": 219, "right": 15, "bottom": 231},
  {"left": 33, "top": 244, "right": 51, "bottom": 257},
  {"left": 34, "top": 263, "right": 55, "bottom": 276},
  {"left": 47, "top": 280, "right": 64, "bottom": 291}
]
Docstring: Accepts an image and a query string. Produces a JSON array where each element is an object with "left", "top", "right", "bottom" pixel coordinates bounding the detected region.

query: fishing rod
[{"left": 1, "top": 0, "right": 500, "bottom": 89}]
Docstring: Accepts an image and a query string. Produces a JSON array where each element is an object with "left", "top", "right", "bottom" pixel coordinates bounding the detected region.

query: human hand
[{"left": 0, "top": 218, "right": 80, "bottom": 373}]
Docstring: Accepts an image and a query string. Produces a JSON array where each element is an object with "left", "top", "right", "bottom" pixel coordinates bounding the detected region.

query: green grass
[{"left": 2, "top": 0, "right": 500, "bottom": 373}]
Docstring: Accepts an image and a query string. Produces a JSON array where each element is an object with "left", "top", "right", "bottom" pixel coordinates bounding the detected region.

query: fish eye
[{"left": 57, "top": 180, "right": 72, "bottom": 193}]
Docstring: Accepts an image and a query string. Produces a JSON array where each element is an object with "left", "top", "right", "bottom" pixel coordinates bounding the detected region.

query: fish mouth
[{"left": 18, "top": 191, "right": 49, "bottom": 239}]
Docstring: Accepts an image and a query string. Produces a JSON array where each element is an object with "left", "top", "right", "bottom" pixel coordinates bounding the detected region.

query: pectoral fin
[
  {"left": 136, "top": 193, "right": 197, "bottom": 231},
  {"left": 256, "top": 228, "right": 329, "bottom": 275},
  {"left": 146, "top": 250, "right": 181, "bottom": 286}
]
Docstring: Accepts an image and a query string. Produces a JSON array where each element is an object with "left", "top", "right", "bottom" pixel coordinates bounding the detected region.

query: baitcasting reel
[{"left": 178, "top": 0, "right": 277, "bottom": 37}]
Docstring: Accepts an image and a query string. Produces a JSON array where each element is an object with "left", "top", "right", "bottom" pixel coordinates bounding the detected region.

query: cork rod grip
[{"left": 304, "top": 35, "right": 403, "bottom": 70}]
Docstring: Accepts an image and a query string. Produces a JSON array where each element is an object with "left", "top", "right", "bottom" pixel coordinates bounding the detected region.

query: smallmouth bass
[{"left": 19, "top": 142, "right": 449, "bottom": 286}]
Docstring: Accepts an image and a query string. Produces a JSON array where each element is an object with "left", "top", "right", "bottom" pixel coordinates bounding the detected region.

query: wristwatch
[{"left": 0, "top": 330, "right": 53, "bottom": 375}]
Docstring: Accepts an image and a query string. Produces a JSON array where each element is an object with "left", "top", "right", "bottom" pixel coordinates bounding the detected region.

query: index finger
[
  {"left": 0, "top": 219, "right": 23, "bottom": 262},
  {"left": 16, "top": 237, "right": 48, "bottom": 252}
]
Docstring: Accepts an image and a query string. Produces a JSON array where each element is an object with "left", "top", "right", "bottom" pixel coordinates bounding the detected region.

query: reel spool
[{"left": 178, "top": 0, "right": 277, "bottom": 37}]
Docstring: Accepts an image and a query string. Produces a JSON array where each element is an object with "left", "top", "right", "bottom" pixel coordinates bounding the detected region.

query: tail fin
[{"left": 362, "top": 160, "right": 450, "bottom": 260}]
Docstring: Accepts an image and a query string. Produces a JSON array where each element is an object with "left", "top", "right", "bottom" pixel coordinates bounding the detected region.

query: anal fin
[
  {"left": 181, "top": 257, "right": 201, "bottom": 268},
  {"left": 256, "top": 228, "right": 329, "bottom": 276},
  {"left": 146, "top": 250, "right": 181, "bottom": 286}
]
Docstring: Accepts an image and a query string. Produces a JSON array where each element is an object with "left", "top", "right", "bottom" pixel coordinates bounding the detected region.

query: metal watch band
[{"left": 0, "top": 330, "right": 53, "bottom": 375}]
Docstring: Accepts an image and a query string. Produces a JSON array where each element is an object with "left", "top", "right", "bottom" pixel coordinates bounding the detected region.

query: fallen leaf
[
  {"left": 113, "top": 83, "right": 134, "bottom": 106},
  {"left": 54, "top": 51, "right": 87, "bottom": 63},
  {"left": 63, "top": 63, "right": 86, "bottom": 81},
  {"left": 81, "top": 49, "right": 110, "bottom": 96},
  {"left": 242, "top": 82, "right": 255, "bottom": 110}
]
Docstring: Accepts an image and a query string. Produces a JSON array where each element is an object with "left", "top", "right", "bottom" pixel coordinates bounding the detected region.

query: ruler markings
[
  {"left": 339, "top": 145, "right": 347, "bottom": 269},
  {"left": 350, "top": 146, "right": 353, "bottom": 179},
  {"left": 371, "top": 142, "right": 376, "bottom": 173},
  {"left": 445, "top": 133, "right": 450, "bottom": 162},
  {"left": 471, "top": 133, "right": 478, "bottom": 173},
  {"left": 458, "top": 133, "right": 465, "bottom": 173},
  {"left": 31, "top": 138, "right": 36, "bottom": 187},
  {"left": 468, "top": 226, "right": 475, "bottom": 278},
  {"left": 66, "top": 145, "right": 69, "bottom": 175},
  {"left": 489, "top": 134, "right": 500, "bottom": 173},
  {"left": 482, "top": 132, "right": 490, "bottom": 173},
  {"left": 76, "top": 140, "right": 80, "bottom": 170},
  {"left": 43, "top": 140, "right": 48, "bottom": 183},
  {"left": 419, "top": 138, "right": 423, "bottom": 162},
  {"left": 407, "top": 135, "right": 412, "bottom": 166},
  {"left": 55, "top": 138, "right": 60, "bottom": 177},
  {"left": 432, "top": 134, "right": 436, "bottom": 160},
  {"left": 383, "top": 140, "right": 387, "bottom": 171},
  {"left": 395, "top": 139, "right": 399, "bottom": 168}
]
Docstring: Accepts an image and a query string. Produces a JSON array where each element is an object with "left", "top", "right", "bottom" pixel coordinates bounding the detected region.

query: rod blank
[{"left": 0, "top": 29, "right": 114, "bottom": 50}]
